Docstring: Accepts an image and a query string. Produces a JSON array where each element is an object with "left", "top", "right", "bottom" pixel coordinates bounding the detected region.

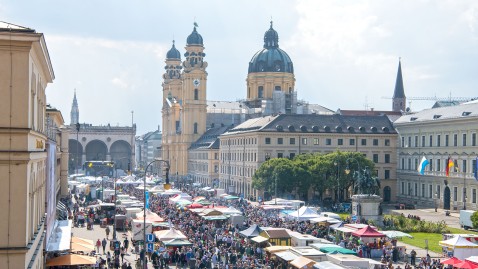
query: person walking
[
  {"left": 105, "top": 226, "right": 110, "bottom": 239},
  {"left": 102, "top": 238, "right": 107, "bottom": 254},
  {"left": 96, "top": 239, "right": 101, "bottom": 254},
  {"left": 410, "top": 249, "right": 417, "bottom": 265}
]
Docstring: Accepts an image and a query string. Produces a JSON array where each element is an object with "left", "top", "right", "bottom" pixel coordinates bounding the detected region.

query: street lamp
[
  {"left": 334, "top": 161, "right": 339, "bottom": 203},
  {"left": 274, "top": 177, "right": 278, "bottom": 205},
  {"left": 75, "top": 123, "right": 80, "bottom": 174},
  {"left": 142, "top": 159, "right": 170, "bottom": 269},
  {"left": 463, "top": 169, "right": 467, "bottom": 210},
  {"left": 434, "top": 191, "right": 438, "bottom": 212}
]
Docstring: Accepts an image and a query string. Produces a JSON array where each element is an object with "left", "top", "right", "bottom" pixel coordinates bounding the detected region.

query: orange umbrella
[
  {"left": 46, "top": 254, "right": 97, "bottom": 266},
  {"left": 70, "top": 242, "right": 95, "bottom": 252},
  {"left": 455, "top": 260, "right": 478, "bottom": 269},
  {"left": 441, "top": 257, "right": 462, "bottom": 266}
]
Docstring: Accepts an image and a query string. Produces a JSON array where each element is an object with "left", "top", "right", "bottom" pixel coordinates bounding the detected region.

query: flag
[
  {"left": 418, "top": 156, "right": 429, "bottom": 175},
  {"left": 474, "top": 157, "right": 478, "bottom": 180},
  {"left": 446, "top": 157, "right": 454, "bottom": 177},
  {"left": 145, "top": 191, "right": 149, "bottom": 210}
]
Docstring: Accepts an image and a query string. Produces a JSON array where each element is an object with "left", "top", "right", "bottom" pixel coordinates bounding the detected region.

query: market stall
[{"left": 439, "top": 235, "right": 478, "bottom": 259}]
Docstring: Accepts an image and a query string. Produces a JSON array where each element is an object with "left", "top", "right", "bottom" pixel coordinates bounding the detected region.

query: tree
[{"left": 471, "top": 211, "right": 478, "bottom": 229}]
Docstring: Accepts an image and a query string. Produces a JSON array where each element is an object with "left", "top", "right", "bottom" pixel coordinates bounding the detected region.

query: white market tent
[
  {"left": 169, "top": 193, "right": 192, "bottom": 203},
  {"left": 439, "top": 235, "right": 478, "bottom": 260},
  {"left": 154, "top": 228, "right": 187, "bottom": 242},
  {"left": 310, "top": 216, "right": 341, "bottom": 224},
  {"left": 287, "top": 206, "right": 321, "bottom": 221},
  {"left": 160, "top": 189, "right": 182, "bottom": 196},
  {"left": 220, "top": 206, "right": 243, "bottom": 215}
]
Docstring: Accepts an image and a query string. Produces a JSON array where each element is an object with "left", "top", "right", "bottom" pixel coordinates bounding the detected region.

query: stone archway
[
  {"left": 85, "top": 140, "right": 108, "bottom": 162},
  {"left": 110, "top": 140, "right": 132, "bottom": 171},
  {"left": 68, "top": 139, "right": 83, "bottom": 173}
]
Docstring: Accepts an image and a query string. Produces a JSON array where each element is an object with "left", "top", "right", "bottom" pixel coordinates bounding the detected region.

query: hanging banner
[{"left": 145, "top": 191, "right": 149, "bottom": 210}]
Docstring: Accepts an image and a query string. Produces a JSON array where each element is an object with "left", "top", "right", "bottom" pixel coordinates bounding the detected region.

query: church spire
[
  {"left": 70, "top": 89, "right": 79, "bottom": 125},
  {"left": 392, "top": 58, "right": 406, "bottom": 112}
]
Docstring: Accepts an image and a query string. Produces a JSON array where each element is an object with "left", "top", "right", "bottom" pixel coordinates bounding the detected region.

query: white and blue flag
[{"left": 418, "top": 156, "right": 429, "bottom": 175}]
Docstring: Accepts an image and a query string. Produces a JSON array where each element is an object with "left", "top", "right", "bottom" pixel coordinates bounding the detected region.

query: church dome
[
  {"left": 248, "top": 22, "right": 294, "bottom": 74},
  {"left": 186, "top": 27, "right": 203, "bottom": 46},
  {"left": 166, "top": 41, "right": 181, "bottom": 60}
]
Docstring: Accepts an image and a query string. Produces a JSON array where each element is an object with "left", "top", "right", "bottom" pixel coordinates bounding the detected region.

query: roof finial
[
  {"left": 194, "top": 21, "right": 198, "bottom": 28},
  {"left": 270, "top": 18, "right": 273, "bottom": 29}
]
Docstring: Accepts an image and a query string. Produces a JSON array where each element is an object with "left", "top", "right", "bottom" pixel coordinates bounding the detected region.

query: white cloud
[{"left": 111, "top": 77, "right": 128, "bottom": 89}]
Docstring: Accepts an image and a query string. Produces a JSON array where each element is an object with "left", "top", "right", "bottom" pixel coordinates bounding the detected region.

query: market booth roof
[
  {"left": 240, "top": 224, "right": 262, "bottom": 238},
  {"left": 46, "top": 254, "right": 97, "bottom": 266},
  {"left": 290, "top": 256, "right": 317, "bottom": 269},
  {"left": 440, "top": 236, "right": 478, "bottom": 248},
  {"left": 163, "top": 238, "right": 193, "bottom": 247},
  {"left": 441, "top": 257, "right": 463, "bottom": 266},
  {"left": 455, "top": 260, "right": 478, "bottom": 269},
  {"left": 352, "top": 225, "right": 385, "bottom": 238}
]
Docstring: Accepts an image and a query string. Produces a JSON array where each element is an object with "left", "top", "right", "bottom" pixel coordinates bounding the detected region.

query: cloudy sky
[{"left": 2, "top": 0, "right": 478, "bottom": 134}]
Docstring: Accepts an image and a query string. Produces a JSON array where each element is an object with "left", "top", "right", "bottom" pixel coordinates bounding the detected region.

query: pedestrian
[
  {"left": 105, "top": 226, "right": 110, "bottom": 239},
  {"left": 126, "top": 263, "right": 132, "bottom": 269},
  {"left": 410, "top": 249, "right": 417, "bottom": 265},
  {"left": 120, "top": 246, "right": 126, "bottom": 264},
  {"left": 96, "top": 239, "right": 101, "bottom": 254},
  {"left": 102, "top": 238, "right": 107, "bottom": 254}
]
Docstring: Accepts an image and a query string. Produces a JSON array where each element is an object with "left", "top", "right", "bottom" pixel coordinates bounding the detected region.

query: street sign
[
  {"left": 351, "top": 215, "right": 357, "bottom": 221},
  {"left": 147, "top": 243, "right": 154, "bottom": 253},
  {"left": 146, "top": 234, "right": 154, "bottom": 243}
]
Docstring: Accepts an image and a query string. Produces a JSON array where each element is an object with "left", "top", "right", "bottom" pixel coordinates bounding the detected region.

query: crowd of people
[{"left": 64, "top": 180, "right": 447, "bottom": 269}]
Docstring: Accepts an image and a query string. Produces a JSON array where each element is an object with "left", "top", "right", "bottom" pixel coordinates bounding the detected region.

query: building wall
[
  {"left": 247, "top": 72, "right": 295, "bottom": 100},
  {"left": 219, "top": 131, "right": 398, "bottom": 201},
  {"left": 395, "top": 116, "right": 478, "bottom": 210},
  {"left": 0, "top": 29, "right": 54, "bottom": 269},
  {"left": 188, "top": 148, "right": 220, "bottom": 187}
]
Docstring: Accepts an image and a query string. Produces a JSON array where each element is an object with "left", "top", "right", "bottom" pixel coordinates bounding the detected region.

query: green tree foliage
[
  {"left": 252, "top": 151, "right": 375, "bottom": 201},
  {"left": 471, "top": 211, "right": 478, "bottom": 229}
]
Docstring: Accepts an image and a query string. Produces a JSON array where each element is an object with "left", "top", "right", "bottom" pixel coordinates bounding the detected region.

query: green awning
[
  {"left": 320, "top": 247, "right": 357, "bottom": 255},
  {"left": 224, "top": 195, "right": 240, "bottom": 200}
]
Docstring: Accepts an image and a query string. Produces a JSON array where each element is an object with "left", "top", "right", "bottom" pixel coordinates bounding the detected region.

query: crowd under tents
[{"left": 154, "top": 228, "right": 188, "bottom": 242}]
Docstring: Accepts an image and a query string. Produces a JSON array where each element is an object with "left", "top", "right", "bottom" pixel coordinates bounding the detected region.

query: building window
[
  {"left": 437, "top": 135, "right": 441, "bottom": 147},
  {"left": 193, "top": 122, "right": 198, "bottom": 134},
  {"left": 408, "top": 136, "right": 411, "bottom": 147},
  {"left": 175, "top": 121, "right": 180, "bottom": 133},
  {"left": 258, "top": 86, "right": 264, "bottom": 98},
  {"left": 415, "top": 183, "right": 418, "bottom": 196},
  {"left": 463, "top": 133, "right": 467, "bottom": 146},
  {"left": 421, "top": 136, "right": 425, "bottom": 147},
  {"left": 289, "top": 153, "right": 295, "bottom": 159},
  {"left": 214, "top": 153, "right": 218, "bottom": 160},
  {"left": 265, "top": 138, "right": 271, "bottom": 144},
  {"left": 414, "top": 136, "right": 418, "bottom": 147},
  {"left": 326, "top": 138, "right": 331, "bottom": 145},
  {"left": 373, "top": 154, "right": 379, "bottom": 163},
  {"left": 275, "top": 85, "right": 281, "bottom": 91},
  {"left": 463, "top": 159, "right": 467, "bottom": 173},
  {"left": 408, "top": 159, "right": 411, "bottom": 170},
  {"left": 277, "top": 138, "right": 283, "bottom": 144},
  {"left": 385, "top": 139, "right": 390, "bottom": 146},
  {"left": 400, "top": 137, "right": 404, "bottom": 147},
  {"left": 454, "top": 187, "right": 458, "bottom": 202},
  {"left": 302, "top": 138, "right": 307, "bottom": 145},
  {"left": 445, "top": 134, "right": 449, "bottom": 147},
  {"left": 474, "top": 159, "right": 477, "bottom": 176},
  {"left": 401, "top": 182, "right": 405, "bottom": 194},
  {"left": 384, "top": 170, "right": 390, "bottom": 179},
  {"left": 401, "top": 158, "right": 405, "bottom": 170},
  {"left": 338, "top": 139, "right": 343, "bottom": 146},
  {"left": 422, "top": 183, "right": 425, "bottom": 197},
  {"left": 454, "top": 134, "right": 458, "bottom": 146},
  {"left": 429, "top": 135, "right": 433, "bottom": 147},
  {"left": 385, "top": 154, "right": 390, "bottom": 163},
  {"left": 278, "top": 152, "right": 283, "bottom": 158},
  {"left": 429, "top": 159, "right": 433, "bottom": 171},
  {"left": 194, "top": 89, "right": 199, "bottom": 100},
  {"left": 373, "top": 139, "right": 378, "bottom": 146},
  {"left": 437, "top": 159, "right": 441, "bottom": 171},
  {"left": 437, "top": 185, "right": 441, "bottom": 199},
  {"left": 408, "top": 182, "right": 411, "bottom": 195},
  {"left": 473, "top": 189, "right": 477, "bottom": 204},
  {"left": 290, "top": 138, "right": 296, "bottom": 145},
  {"left": 314, "top": 138, "right": 319, "bottom": 145},
  {"left": 429, "top": 184, "right": 433, "bottom": 198},
  {"left": 350, "top": 139, "right": 355, "bottom": 146},
  {"left": 473, "top": 133, "right": 477, "bottom": 146}
]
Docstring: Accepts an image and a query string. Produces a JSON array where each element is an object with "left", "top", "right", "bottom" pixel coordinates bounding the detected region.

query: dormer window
[
  {"left": 462, "top": 111, "right": 472, "bottom": 116},
  {"left": 410, "top": 117, "right": 418, "bottom": 121},
  {"left": 433, "top": 115, "right": 441, "bottom": 119}
]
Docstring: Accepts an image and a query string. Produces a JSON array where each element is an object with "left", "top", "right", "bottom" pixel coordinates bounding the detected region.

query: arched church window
[
  {"left": 194, "top": 89, "right": 199, "bottom": 100},
  {"left": 275, "top": 86, "right": 281, "bottom": 91},
  {"left": 194, "top": 123, "right": 198, "bottom": 134}
]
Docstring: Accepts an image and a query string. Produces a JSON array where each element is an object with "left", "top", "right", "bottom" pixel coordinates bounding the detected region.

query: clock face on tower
[{"left": 193, "top": 79, "right": 200, "bottom": 88}]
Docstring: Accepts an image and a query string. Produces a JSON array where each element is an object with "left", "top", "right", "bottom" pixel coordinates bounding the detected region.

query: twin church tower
[
  {"left": 161, "top": 22, "right": 299, "bottom": 177},
  {"left": 161, "top": 22, "right": 406, "bottom": 178}
]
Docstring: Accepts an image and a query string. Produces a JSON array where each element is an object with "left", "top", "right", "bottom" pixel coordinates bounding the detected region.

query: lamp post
[
  {"left": 75, "top": 123, "right": 80, "bottom": 174},
  {"left": 334, "top": 161, "right": 339, "bottom": 203},
  {"left": 113, "top": 171, "right": 117, "bottom": 241},
  {"left": 143, "top": 159, "right": 170, "bottom": 269},
  {"left": 463, "top": 169, "right": 467, "bottom": 210},
  {"left": 274, "top": 177, "right": 278, "bottom": 205},
  {"left": 434, "top": 191, "right": 438, "bottom": 212}
]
